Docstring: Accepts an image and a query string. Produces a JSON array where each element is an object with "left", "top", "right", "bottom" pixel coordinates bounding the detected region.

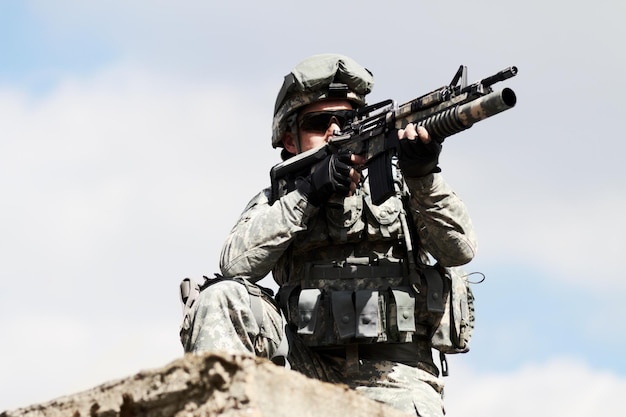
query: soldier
[{"left": 180, "top": 54, "right": 477, "bottom": 416}]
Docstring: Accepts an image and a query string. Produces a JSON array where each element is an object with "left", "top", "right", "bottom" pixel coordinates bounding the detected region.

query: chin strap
[{"left": 286, "top": 112, "right": 303, "bottom": 154}]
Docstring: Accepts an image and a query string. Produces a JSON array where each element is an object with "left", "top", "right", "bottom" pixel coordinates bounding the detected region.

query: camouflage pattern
[
  {"left": 430, "top": 266, "right": 476, "bottom": 353},
  {"left": 350, "top": 361, "right": 445, "bottom": 417},
  {"left": 220, "top": 169, "right": 476, "bottom": 281},
  {"left": 181, "top": 154, "right": 475, "bottom": 416},
  {"left": 180, "top": 280, "right": 285, "bottom": 356},
  {"left": 272, "top": 54, "right": 373, "bottom": 148},
  {"left": 197, "top": 165, "right": 476, "bottom": 415},
  {"left": 392, "top": 65, "right": 517, "bottom": 141},
  {"left": 181, "top": 54, "right": 487, "bottom": 416},
  {"left": 290, "top": 346, "right": 445, "bottom": 416},
  {"left": 181, "top": 280, "right": 444, "bottom": 416}
]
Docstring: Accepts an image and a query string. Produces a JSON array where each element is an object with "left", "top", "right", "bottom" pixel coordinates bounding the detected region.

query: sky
[{"left": 1, "top": 0, "right": 625, "bottom": 415}]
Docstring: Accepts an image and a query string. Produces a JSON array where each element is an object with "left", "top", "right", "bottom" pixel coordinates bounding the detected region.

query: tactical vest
[
  {"left": 274, "top": 171, "right": 428, "bottom": 340},
  {"left": 274, "top": 173, "right": 475, "bottom": 363}
]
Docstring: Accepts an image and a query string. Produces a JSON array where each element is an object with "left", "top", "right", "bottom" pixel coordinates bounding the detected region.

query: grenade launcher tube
[{"left": 416, "top": 87, "right": 517, "bottom": 141}]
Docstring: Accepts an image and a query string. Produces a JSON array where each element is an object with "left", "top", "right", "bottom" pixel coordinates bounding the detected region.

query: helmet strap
[{"left": 286, "top": 113, "right": 303, "bottom": 154}]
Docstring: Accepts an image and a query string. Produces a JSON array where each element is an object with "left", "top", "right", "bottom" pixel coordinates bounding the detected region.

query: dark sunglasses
[{"left": 298, "top": 110, "right": 354, "bottom": 133}]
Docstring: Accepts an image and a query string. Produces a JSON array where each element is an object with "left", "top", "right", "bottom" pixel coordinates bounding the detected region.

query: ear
[{"left": 282, "top": 131, "right": 298, "bottom": 154}]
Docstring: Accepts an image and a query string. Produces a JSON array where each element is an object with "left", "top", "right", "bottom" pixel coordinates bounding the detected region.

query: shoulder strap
[{"left": 234, "top": 277, "right": 266, "bottom": 327}]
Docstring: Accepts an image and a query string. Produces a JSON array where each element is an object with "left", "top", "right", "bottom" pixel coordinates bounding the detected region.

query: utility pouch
[
  {"left": 297, "top": 288, "right": 322, "bottom": 335},
  {"left": 390, "top": 288, "right": 416, "bottom": 332},
  {"left": 178, "top": 274, "right": 273, "bottom": 347},
  {"left": 325, "top": 194, "right": 364, "bottom": 243},
  {"left": 429, "top": 266, "right": 475, "bottom": 354},
  {"left": 355, "top": 289, "right": 379, "bottom": 338},
  {"left": 331, "top": 291, "right": 356, "bottom": 339}
]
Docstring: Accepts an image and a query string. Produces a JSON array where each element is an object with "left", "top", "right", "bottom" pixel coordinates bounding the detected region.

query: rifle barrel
[{"left": 480, "top": 66, "right": 518, "bottom": 87}]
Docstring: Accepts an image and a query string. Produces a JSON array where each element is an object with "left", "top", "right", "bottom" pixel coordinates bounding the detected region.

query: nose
[{"left": 324, "top": 117, "right": 341, "bottom": 140}]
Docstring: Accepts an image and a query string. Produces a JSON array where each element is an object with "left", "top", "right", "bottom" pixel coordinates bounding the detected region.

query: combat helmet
[{"left": 272, "top": 54, "right": 374, "bottom": 149}]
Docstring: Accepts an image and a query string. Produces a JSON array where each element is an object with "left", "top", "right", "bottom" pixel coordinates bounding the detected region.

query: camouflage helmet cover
[{"left": 271, "top": 54, "right": 374, "bottom": 148}]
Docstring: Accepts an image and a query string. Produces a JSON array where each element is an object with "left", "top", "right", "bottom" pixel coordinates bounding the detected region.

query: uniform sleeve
[
  {"left": 219, "top": 188, "right": 319, "bottom": 281},
  {"left": 404, "top": 173, "right": 477, "bottom": 267}
]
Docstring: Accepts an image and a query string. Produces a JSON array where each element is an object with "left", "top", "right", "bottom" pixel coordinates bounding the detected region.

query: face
[{"left": 282, "top": 99, "right": 353, "bottom": 154}]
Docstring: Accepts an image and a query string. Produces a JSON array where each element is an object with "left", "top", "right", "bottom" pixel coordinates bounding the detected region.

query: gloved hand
[
  {"left": 297, "top": 149, "right": 354, "bottom": 206},
  {"left": 397, "top": 125, "right": 442, "bottom": 178}
]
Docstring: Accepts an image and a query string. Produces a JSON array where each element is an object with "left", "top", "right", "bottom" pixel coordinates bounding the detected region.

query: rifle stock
[{"left": 269, "top": 65, "right": 518, "bottom": 205}]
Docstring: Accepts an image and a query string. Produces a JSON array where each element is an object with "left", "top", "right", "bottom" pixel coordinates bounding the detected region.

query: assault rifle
[{"left": 270, "top": 65, "right": 518, "bottom": 205}]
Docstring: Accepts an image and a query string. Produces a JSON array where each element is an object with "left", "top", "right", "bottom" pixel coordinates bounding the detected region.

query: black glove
[
  {"left": 297, "top": 150, "right": 353, "bottom": 206},
  {"left": 397, "top": 138, "right": 442, "bottom": 178}
]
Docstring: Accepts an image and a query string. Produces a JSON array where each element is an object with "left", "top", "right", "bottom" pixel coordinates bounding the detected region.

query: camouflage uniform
[{"left": 181, "top": 162, "right": 476, "bottom": 417}]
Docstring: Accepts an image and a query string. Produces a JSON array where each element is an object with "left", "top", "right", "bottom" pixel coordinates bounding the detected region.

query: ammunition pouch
[
  {"left": 421, "top": 266, "right": 475, "bottom": 354},
  {"left": 278, "top": 284, "right": 428, "bottom": 347},
  {"left": 277, "top": 264, "right": 474, "bottom": 355}
]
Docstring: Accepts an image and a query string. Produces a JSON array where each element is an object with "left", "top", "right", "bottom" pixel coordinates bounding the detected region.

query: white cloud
[
  {"left": 0, "top": 62, "right": 276, "bottom": 276},
  {"left": 0, "top": 313, "right": 182, "bottom": 411},
  {"left": 445, "top": 357, "right": 626, "bottom": 417},
  {"left": 0, "top": 64, "right": 278, "bottom": 411},
  {"left": 439, "top": 123, "right": 626, "bottom": 293}
]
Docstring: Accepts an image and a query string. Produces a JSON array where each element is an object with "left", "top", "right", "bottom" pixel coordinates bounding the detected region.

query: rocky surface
[{"left": 1, "top": 352, "right": 409, "bottom": 417}]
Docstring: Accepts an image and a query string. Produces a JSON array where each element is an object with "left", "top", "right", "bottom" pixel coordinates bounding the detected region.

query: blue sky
[
  {"left": 0, "top": 2, "right": 114, "bottom": 93},
  {"left": 1, "top": 1, "right": 625, "bottom": 415}
]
